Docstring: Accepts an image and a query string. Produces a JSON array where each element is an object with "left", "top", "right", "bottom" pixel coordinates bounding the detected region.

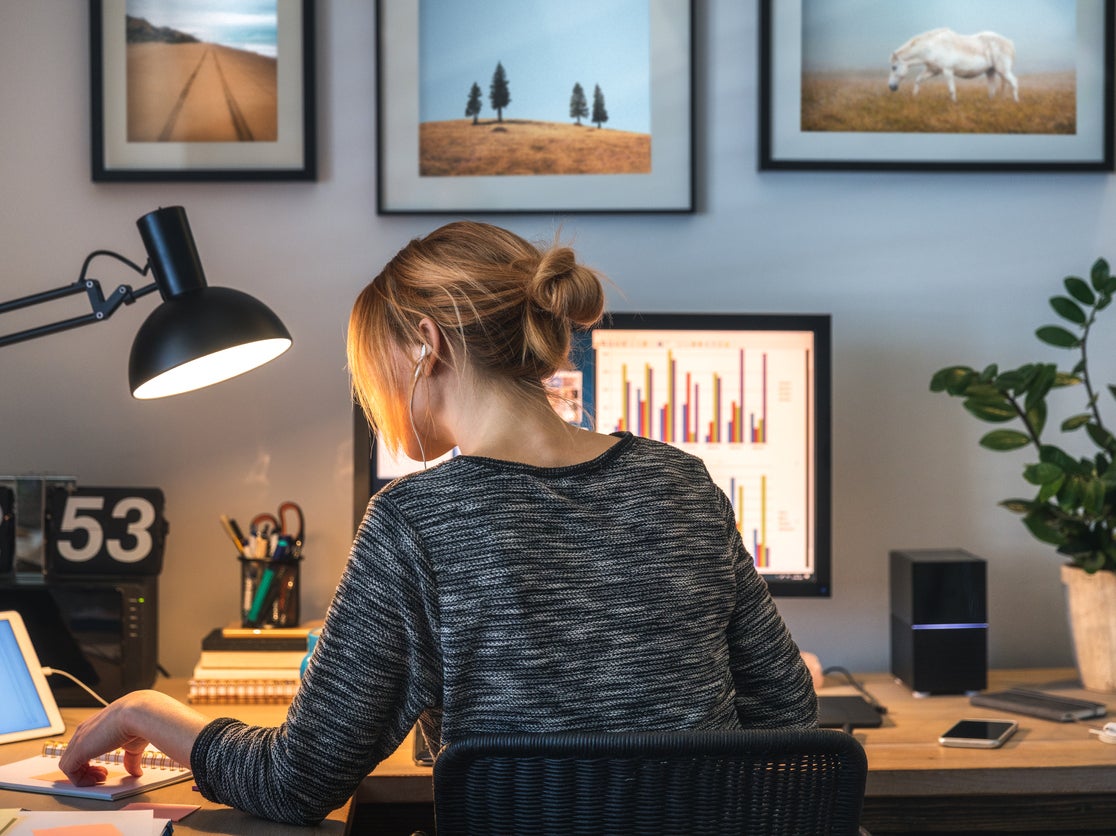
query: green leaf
[
  {"left": 1038, "top": 475, "right": 1065, "bottom": 503},
  {"left": 1026, "top": 400, "right": 1047, "bottom": 437},
  {"left": 1050, "top": 295, "right": 1087, "bottom": 324},
  {"left": 1024, "top": 462, "right": 1063, "bottom": 485},
  {"left": 1059, "top": 476, "right": 1084, "bottom": 509},
  {"left": 1035, "top": 326, "right": 1079, "bottom": 348},
  {"left": 1041, "top": 445, "right": 1083, "bottom": 472},
  {"left": 1062, "top": 413, "right": 1091, "bottom": 431},
  {"left": 1023, "top": 364, "right": 1057, "bottom": 412},
  {"left": 1109, "top": 385, "right": 1116, "bottom": 402},
  {"left": 1000, "top": 498, "right": 1037, "bottom": 514},
  {"left": 1084, "top": 478, "right": 1106, "bottom": 515},
  {"left": 978, "top": 364, "right": 998, "bottom": 382},
  {"left": 962, "top": 382, "right": 1005, "bottom": 399},
  {"left": 1087, "top": 423, "right": 1116, "bottom": 454},
  {"left": 930, "top": 366, "right": 974, "bottom": 394},
  {"left": 979, "top": 429, "right": 1030, "bottom": 451},
  {"left": 1022, "top": 512, "right": 1066, "bottom": 546},
  {"left": 963, "top": 397, "right": 1016, "bottom": 423},
  {"left": 1064, "top": 275, "right": 1096, "bottom": 306},
  {"left": 1090, "top": 258, "right": 1112, "bottom": 292}
]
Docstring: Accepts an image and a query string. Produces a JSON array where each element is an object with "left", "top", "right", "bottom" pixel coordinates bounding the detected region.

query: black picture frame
[
  {"left": 375, "top": 0, "right": 694, "bottom": 214},
  {"left": 90, "top": 0, "right": 316, "bottom": 181},
  {"left": 759, "top": 0, "right": 1114, "bottom": 172}
]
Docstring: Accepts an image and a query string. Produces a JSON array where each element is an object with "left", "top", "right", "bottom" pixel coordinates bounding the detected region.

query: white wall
[{"left": 2, "top": 1, "right": 1109, "bottom": 678}]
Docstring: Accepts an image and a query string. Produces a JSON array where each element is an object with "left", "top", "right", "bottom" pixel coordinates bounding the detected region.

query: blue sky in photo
[
  {"left": 419, "top": 0, "right": 651, "bottom": 133},
  {"left": 127, "top": 0, "right": 278, "bottom": 57},
  {"left": 802, "top": 0, "right": 1078, "bottom": 73}
]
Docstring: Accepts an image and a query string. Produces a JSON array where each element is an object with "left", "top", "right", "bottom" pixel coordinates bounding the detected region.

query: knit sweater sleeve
[
  {"left": 720, "top": 493, "right": 818, "bottom": 728},
  {"left": 190, "top": 496, "right": 441, "bottom": 825}
]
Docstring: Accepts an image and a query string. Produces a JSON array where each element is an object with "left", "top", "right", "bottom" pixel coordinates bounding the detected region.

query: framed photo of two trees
[{"left": 376, "top": 0, "right": 694, "bottom": 214}]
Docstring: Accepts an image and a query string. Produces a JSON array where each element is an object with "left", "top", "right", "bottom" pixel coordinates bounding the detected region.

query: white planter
[{"left": 1060, "top": 564, "right": 1116, "bottom": 693}]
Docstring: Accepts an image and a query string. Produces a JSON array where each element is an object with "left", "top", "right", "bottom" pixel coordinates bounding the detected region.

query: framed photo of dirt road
[
  {"left": 759, "top": 0, "right": 1113, "bottom": 172},
  {"left": 376, "top": 0, "right": 693, "bottom": 214},
  {"left": 90, "top": 0, "right": 316, "bottom": 181}
]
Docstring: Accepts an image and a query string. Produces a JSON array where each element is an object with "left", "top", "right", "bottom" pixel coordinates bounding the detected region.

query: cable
[
  {"left": 822, "top": 666, "right": 888, "bottom": 715},
  {"left": 408, "top": 363, "right": 428, "bottom": 469},
  {"left": 41, "top": 666, "right": 110, "bottom": 707}
]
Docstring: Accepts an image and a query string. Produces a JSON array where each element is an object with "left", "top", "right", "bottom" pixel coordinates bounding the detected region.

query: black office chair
[{"left": 431, "top": 728, "right": 868, "bottom": 835}]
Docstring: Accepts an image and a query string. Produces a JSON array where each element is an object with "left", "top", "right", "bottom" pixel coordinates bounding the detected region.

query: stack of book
[{"left": 188, "top": 622, "right": 319, "bottom": 705}]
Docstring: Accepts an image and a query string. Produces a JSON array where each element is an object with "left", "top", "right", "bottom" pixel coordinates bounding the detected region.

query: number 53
[{"left": 47, "top": 487, "right": 166, "bottom": 574}]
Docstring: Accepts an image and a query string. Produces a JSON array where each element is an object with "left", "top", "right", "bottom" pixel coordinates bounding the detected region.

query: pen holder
[{"left": 239, "top": 556, "right": 300, "bottom": 628}]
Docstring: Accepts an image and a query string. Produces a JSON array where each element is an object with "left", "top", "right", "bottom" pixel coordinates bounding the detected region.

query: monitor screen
[
  {"left": 565, "top": 313, "right": 831, "bottom": 597},
  {"left": 352, "top": 311, "right": 832, "bottom": 597}
]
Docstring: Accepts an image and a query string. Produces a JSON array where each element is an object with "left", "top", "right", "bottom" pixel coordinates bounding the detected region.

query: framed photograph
[
  {"left": 759, "top": 0, "right": 1113, "bottom": 171},
  {"left": 90, "top": 0, "right": 316, "bottom": 181},
  {"left": 376, "top": 0, "right": 694, "bottom": 214}
]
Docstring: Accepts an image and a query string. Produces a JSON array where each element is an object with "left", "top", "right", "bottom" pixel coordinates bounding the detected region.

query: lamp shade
[
  {"left": 129, "top": 287, "right": 292, "bottom": 399},
  {"left": 128, "top": 206, "right": 292, "bottom": 399}
]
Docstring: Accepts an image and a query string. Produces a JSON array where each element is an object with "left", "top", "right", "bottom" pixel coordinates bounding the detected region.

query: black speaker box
[{"left": 890, "top": 549, "right": 987, "bottom": 695}]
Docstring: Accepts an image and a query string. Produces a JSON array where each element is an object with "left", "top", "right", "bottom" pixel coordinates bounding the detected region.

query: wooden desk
[
  {"left": 0, "top": 680, "right": 346, "bottom": 836},
  {"left": 4, "top": 671, "right": 1112, "bottom": 835},
  {"left": 354, "top": 669, "right": 1116, "bottom": 835},
  {"left": 843, "top": 669, "right": 1116, "bottom": 835}
]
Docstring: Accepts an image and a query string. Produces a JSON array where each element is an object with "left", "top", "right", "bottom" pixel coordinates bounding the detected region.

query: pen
[
  {"left": 247, "top": 567, "right": 276, "bottom": 624},
  {"left": 219, "top": 514, "right": 246, "bottom": 555}
]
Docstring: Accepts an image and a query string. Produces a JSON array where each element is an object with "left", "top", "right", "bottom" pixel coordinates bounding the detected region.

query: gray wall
[{"left": 1, "top": 2, "right": 1106, "bottom": 678}]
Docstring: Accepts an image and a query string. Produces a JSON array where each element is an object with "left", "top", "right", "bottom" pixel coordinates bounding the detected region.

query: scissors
[
  {"left": 276, "top": 501, "right": 304, "bottom": 558},
  {"left": 248, "top": 501, "right": 304, "bottom": 559}
]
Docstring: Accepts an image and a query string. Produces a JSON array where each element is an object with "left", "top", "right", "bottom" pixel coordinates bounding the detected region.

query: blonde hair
[{"left": 347, "top": 221, "right": 606, "bottom": 453}]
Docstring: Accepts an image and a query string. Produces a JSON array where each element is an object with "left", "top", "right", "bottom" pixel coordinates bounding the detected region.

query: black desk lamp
[{"left": 0, "top": 206, "right": 292, "bottom": 398}]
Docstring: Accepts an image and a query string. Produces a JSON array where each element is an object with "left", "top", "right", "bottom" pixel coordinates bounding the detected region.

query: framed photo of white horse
[
  {"left": 375, "top": 0, "right": 694, "bottom": 214},
  {"left": 759, "top": 0, "right": 1113, "bottom": 171}
]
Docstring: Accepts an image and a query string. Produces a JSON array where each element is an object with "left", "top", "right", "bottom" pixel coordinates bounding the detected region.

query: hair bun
[{"left": 528, "top": 246, "right": 605, "bottom": 327}]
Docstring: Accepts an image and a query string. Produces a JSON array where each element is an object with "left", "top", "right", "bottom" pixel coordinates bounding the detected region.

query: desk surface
[
  {"left": 3, "top": 670, "right": 1114, "bottom": 834},
  {"left": 0, "top": 680, "right": 346, "bottom": 835}
]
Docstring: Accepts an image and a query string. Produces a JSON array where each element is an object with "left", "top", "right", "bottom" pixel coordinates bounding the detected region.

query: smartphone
[{"left": 938, "top": 719, "right": 1018, "bottom": 748}]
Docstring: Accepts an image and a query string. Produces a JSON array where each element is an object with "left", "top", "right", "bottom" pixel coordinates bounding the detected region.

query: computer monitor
[{"left": 353, "top": 311, "right": 832, "bottom": 597}]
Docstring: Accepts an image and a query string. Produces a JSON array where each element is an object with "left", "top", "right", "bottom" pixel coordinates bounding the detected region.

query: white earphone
[
  {"left": 1091, "top": 722, "right": 1116, "bottom": 744},
  {"left": 413, "top": 344, "right": 429, "bottom": 378}
]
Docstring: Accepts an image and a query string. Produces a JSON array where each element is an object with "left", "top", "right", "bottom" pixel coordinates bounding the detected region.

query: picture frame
[
  {"left": 376, "top": 0, "right": 694, "bottom": 214},
  {"left": 90, "top": 0, "right": 316, "bottom": 181},
  {"left": 759, "top": 0, "right": 1113, "bottom": 172}
]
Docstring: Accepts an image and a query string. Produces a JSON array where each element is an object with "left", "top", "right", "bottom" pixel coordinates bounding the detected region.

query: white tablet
[{"left": 0, "top": 610, "right": 66, "bottom": 744}]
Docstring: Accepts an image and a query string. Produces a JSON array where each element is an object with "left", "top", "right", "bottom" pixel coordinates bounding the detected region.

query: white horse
[{"left": 888, "top": 28, "right": 1019, "bottom": 102}]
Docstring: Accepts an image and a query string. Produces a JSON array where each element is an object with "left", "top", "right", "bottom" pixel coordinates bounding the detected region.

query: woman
[{"left": 60, "top": 222, "right": 817, "bottom": 824}]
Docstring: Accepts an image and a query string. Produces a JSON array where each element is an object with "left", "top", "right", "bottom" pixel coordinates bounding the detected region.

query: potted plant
[{"left": 930, "top": 257, "right": 1116, "bottom": 693}]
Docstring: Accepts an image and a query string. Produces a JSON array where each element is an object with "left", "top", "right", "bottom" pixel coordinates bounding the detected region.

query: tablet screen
[{"left": 0, "top": 610, "right": 65, "bottom": 744}]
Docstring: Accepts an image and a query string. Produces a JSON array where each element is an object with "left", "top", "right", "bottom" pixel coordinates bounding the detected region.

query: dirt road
[{"left": 126, "top": 42, "right": 278, "bottom": 142}]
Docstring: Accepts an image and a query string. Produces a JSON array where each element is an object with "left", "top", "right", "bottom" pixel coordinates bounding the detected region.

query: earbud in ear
[{"left": 413, "top": 345, "right": 430, "bottom": 379}]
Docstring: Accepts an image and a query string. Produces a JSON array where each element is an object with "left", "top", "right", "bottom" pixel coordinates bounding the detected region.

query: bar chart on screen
[{"left": 592, "top": 328, "right": 816, "bottom": 578}]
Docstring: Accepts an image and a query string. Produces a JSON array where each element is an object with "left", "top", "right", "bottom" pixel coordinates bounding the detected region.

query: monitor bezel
[{"left": 353, "top": 311, "right": 832, "bottom": 597}]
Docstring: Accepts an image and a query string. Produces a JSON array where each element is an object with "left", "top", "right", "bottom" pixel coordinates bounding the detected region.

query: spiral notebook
[{"left": 0, "top": 741, "right": 192, "bottom": 801}]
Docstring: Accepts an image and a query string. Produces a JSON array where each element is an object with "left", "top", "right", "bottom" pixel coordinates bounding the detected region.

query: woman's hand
[{"left": 58, "top": 690, "right": 208, "bottom": 786}]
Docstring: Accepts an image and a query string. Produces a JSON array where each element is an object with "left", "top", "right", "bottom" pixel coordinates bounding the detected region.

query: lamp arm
[{"left": 0, "top": 250, "right": 159, "bottom": 348}]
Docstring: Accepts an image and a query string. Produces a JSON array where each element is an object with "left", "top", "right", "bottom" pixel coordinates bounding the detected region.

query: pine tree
[
  {"left": 569, "top": 82, "right": 588, "bottom": 125},
  {"left": 465, "top": 82, "right": 482, "bottom": 124},
  {"left": 591, "top": 84, "right": 609, "bottom": 129},
  {"left": 489, "top": 62, "right": 510, "bottom": 123}
]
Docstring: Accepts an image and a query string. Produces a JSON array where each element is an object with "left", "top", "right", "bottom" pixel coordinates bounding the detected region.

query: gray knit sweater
[{"left": 191, "top": 432, "right": 817, "bottom": 824}]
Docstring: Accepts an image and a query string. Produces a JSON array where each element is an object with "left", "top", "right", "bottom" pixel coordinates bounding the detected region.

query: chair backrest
[{"left": 433, "top": 728, "right": 867, "bottom": 835}]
